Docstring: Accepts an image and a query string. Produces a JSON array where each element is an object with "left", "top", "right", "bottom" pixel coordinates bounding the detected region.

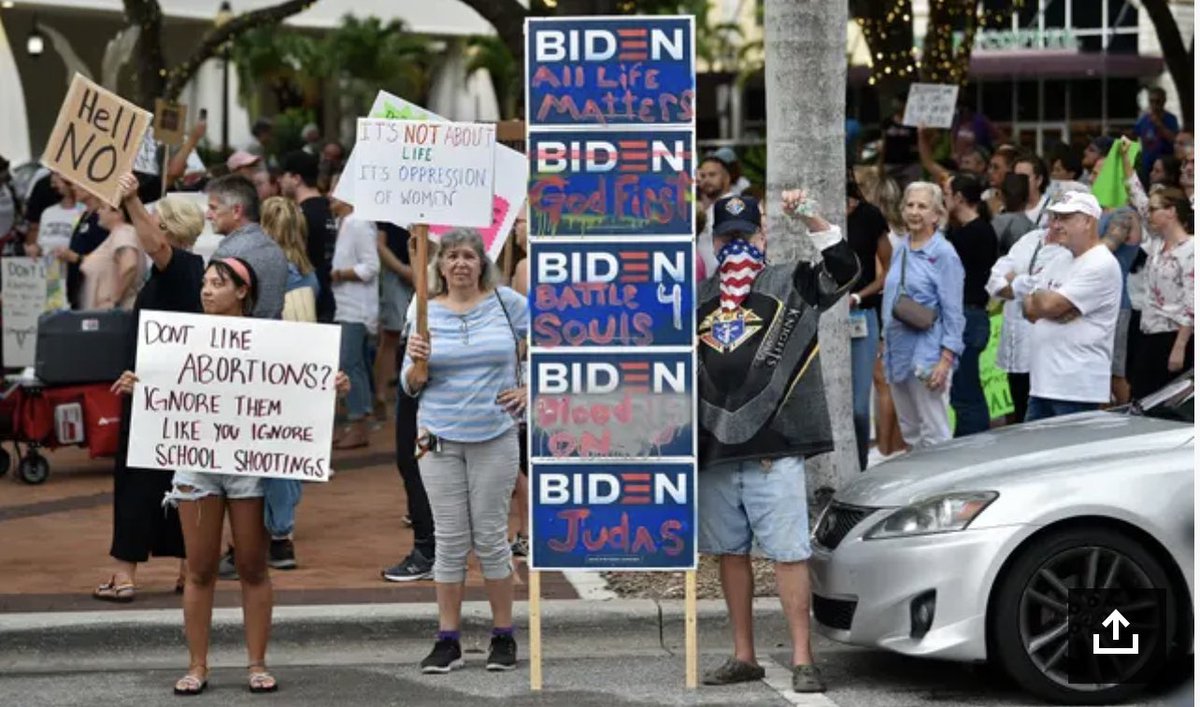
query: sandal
[
  {"left": 93, "top": 576, "right": 135, "bottom": 603},
  {"left": 248, "top": 666, "right": 278, "bottom": 694},
  {"left": 174, "top": 668, "right": 208, "bottom": 696}
]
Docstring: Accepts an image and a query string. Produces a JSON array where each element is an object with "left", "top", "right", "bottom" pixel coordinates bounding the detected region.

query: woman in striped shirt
[{"left": 401, "top": 228, "right": 527, "bottom": 675}]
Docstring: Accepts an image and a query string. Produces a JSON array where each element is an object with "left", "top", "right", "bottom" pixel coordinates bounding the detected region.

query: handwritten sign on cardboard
[
  {"left": 334, "top": 91, "right": 527, "bottom": 263},
  {"left": 127, "top": 311, "right": 341, "bottom": 482},
  {"left": 351, "top": 118, "right": 496, "bottom": 227},
  {"left": 42, "top": 74, "right": 152, "bottom": 207},
  {"left": 902, "top": 83, "right": 960, "bottom": 129},
  {"left": 154, "top": 99, "right": 187, "bottom": 147},
  {"left": 2, "top": 257, "right": 64, "bottom": 368}
]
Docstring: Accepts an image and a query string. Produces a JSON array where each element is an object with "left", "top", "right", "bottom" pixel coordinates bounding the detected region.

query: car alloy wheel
[{"left": 990, "top": 526, "right": 1179, "bottom": 705}]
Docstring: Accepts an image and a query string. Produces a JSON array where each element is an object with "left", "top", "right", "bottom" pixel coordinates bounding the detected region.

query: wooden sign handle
[{"left": 413, "top": 224, "right": 430, "bottom": 379}]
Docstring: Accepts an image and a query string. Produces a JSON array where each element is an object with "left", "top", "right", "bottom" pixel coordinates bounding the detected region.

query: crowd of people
[
  {"left": 813, "top": 89, "right": 1195, "bottom": 463},
  {"left": 0, "top": 84, "right": 1191, "bottom": 695}
]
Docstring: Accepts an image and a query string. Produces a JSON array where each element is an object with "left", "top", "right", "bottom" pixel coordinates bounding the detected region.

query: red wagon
[{"left": 0, "top": 378, "right": 123, "bottom": 484}]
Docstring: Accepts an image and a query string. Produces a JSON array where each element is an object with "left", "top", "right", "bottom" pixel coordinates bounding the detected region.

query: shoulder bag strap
[{"left": 493, "top": 288, "right": 524, "bottom": 386}]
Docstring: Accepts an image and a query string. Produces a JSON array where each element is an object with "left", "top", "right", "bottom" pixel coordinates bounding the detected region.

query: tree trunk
[
  {"left": 1141, "top": 0, "right": 1194, "bottom": 128},
  {"left": 161, "top": 0, "right": 313, "bottom": 101},
  {"left": 850, "top": 0, "right": 915, "bottom": 118},
  {"left": 123, "top": 0, "right": 166, "bottom": 107},
  {"left": 764, "top": 0, "right": 854, "bottom": 507},
  {"left": 556, "top": 0, "right": 620, "bottom": 14},
  {"left": 921, "top": 0, "right": 978, "bottom": 86},
  {"left": 457, "top": 0, "right": 529, "bottom": 70}
]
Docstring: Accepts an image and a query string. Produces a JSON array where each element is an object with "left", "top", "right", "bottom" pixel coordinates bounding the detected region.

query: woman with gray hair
[
  {"left": 881, "top": 181, "right": 965, "bottom": 448},
  {"left": 401, "top": 228, "right": 527, "bottom": 675}
]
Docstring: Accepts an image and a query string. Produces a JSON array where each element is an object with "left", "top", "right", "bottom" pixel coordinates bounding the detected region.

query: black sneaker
[
  {"left": 218, "top": 546, "right": 238, "bottom": 580},
  {"left": 382, "top": 548, "right": 433, "bottom": 582},
  {"left": 486, "top": 634, "right": 517, "bottom": 671},
  {"left": 420, "top": 638, "right": 464, "bottom": 674},
  {"left": 269, "top": 539, "right": 297, "bottom": 570}
]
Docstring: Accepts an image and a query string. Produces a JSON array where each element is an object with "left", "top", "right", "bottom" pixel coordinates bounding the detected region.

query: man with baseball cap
[
  {"left": 1021, "top": 191, "right": 1122, "bottom": 421},
  {"left": 697, "top": 192, "right": 859, "bottom": 693}
]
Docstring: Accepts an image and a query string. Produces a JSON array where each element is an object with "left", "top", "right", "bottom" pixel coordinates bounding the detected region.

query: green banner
[{"left": 949, "top": 313, "right": 1013, "bottom": 431}]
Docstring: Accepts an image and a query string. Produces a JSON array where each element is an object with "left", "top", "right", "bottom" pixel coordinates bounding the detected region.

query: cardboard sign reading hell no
[{"left": 42, "top": 74, "right": 152, "bottom": 207}]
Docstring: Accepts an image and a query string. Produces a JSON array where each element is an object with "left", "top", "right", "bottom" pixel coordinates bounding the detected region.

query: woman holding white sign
[
  {"left": 402, "top": 228, "right": 527, "bottom": 675},
  {"left": 113, "top": 256, "right": 350, "bottom": 696}
]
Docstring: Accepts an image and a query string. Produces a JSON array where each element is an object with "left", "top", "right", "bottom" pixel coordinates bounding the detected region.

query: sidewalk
[{"left": 0, "top": 424, "right": 577, "bottom": 612}]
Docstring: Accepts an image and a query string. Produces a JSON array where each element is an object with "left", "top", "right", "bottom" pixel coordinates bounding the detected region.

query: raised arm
[
  {"left": 117, "top": 173, "right": 173, "bottom": 271},
  {"left": 165, "top": 119, "right": 207, "bottom": 186},
  {"left": 781, "top": 190, "right": 860, "bottom": 311}
]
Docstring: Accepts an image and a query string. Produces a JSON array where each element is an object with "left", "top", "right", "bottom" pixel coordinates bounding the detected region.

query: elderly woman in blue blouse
[
  {"left": 881, "top": 181, "right": 966, "bottom": 449},
  {"left": 401, "top": 228, "right": 527, "bottom": 675}
]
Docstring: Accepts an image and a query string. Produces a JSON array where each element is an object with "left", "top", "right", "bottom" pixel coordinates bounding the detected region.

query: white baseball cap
[{"left": 1047, "top": 191, "right": 1102, "bottom": 220}]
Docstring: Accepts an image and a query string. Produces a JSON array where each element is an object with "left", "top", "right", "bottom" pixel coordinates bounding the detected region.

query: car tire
[{"left": 990, "top": 526, "right": 1179, "bottom": 705}]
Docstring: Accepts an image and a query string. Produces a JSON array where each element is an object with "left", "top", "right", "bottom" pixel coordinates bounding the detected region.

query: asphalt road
[{"left": 0, "top": 619, "right": 1190, "bottom": 707}]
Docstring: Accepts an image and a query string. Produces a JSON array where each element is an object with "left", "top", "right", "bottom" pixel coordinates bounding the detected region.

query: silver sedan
[{"left": 810, "top": 375, "right": 1194, "bottom": 705}]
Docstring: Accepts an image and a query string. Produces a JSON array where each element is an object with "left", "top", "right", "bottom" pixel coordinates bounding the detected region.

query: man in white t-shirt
[{"left": 1022, "top": 191, "right": 1121, "bottom": 421}]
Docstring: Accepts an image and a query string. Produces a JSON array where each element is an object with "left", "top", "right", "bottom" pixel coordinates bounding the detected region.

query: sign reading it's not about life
[
  {"left": 902, "top": 83, "right": 960, "bottom": 129},
  {"left": 41, "top": 73, "right": 152, "bottom": 207},
  {"left": 127, "top": 311, "right": 341, "bottom": 482},
  {"left": 351, "top": 118, "right": 496, "bottom": 227}
]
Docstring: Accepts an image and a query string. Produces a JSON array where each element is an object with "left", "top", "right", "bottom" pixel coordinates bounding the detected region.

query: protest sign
[
  {"left": 530, "top": 241, "right": 693, "bottom": 348},
  {"left": 530, "top": 351, "right": 694, "bottom": 460},
  {"left": 133, "top": 127, "right": 160, "bottom": 175},
  {"left": 2, "top": 257, "right": 64, "bottom": 367},
  {"left": 334, "top": 91, "right": 526, "bottom": 262},
  {"left": 126, "top": 311, "right": 341, "bottom": 482},
  {"left": 154, "top": 99, "right": 187, "bottom": 147},
  {"left": 902, "top": 83, "right": 959, "bottom": 129},
  {"left": 528, "top": 129, "right": 694, "bottom": 236},
  {"left": 350, "top": 118, "right": 495, "bottom": 227},
  {"left": 981, "top": 313, "right": 1014, "bottom": 420},
  {"left": 42, "top": 74, "right": 152, "bottom": 207},
  {"left": 531, "top": 461, "right": 696, "bottom": 570},
  {"left": 526, "top": 17, "right": 695, "bottom": 127}
]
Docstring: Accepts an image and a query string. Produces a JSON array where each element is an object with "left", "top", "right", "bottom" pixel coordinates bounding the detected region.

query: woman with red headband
[{"left": 113, "top": 256, "right": 349, "bottom": 696}]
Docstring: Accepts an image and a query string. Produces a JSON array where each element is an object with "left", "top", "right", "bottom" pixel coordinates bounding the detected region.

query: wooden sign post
[{"left": 412, "top": 224, "right": 430, "bottom": 378}]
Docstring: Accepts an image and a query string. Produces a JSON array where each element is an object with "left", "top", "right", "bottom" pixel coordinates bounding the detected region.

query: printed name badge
[{"left": 850, "top": 310, "right": 868, "bottom": 339}]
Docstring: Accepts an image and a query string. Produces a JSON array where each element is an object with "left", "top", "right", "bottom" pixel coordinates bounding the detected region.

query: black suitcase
[{"left": 35, "top": 309, "right": 133, "bottom": 385}]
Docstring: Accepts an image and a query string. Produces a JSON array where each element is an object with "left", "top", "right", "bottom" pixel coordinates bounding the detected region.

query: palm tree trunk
[{"left": 764, "top": 0, "right": 855, "bottom": 507}]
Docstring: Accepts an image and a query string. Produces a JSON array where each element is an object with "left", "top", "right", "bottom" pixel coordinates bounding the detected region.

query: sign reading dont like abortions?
[
  {"left": 351, "top": 118, "right": 496, "bottom": 227},
  {"left": 41, "top": 73, "right": 152, "bottom": 207},
  {"left": 127, "top": 311, "right": 341, "bottom": 482}
]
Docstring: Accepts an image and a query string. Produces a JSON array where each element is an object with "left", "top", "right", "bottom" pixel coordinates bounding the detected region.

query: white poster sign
[
  {"left": 902, "top": 83, "right": 960, "bottom": 129},
  {"left": 335, "top": 91, "right": 527, "bottom": 262},
  {"left": 134, "top": 126, "right": 160, "bottom": 175},
  {"left": 127, "top": 310, "right": 341, "bottom": 482},
  {"left": 351, "top": 118, "right": 495, "bottom": 227},
  {"left": 2, "top": 258, "right": 53, "bottom": 367}
]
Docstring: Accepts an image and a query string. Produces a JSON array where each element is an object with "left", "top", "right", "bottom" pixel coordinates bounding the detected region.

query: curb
[{"left": 0, "top": 598, "right": 781, "bottom": 653}]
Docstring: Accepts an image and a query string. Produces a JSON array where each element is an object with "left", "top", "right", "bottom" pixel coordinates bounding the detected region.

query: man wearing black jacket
[{"left": 697, "top": 193, "right": 858, "bottom": 694}]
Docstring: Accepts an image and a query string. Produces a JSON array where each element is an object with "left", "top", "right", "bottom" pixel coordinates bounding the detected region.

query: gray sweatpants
[{"left": 418, "top": 426, "right": 519, "bottom": 583}]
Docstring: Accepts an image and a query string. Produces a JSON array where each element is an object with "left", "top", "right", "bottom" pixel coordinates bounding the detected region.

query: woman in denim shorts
[{"left": 113, "top": 257, "right": 349, "bottom": 696}]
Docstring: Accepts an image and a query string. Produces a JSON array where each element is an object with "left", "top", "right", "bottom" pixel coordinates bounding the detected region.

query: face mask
[{"left": 716, "top": 238, "right": 765, "bottom": 312}]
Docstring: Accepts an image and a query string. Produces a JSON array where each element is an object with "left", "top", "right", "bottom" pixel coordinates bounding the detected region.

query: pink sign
[{"left": 430, "top": 194, "right": 513, "bottom": 262}]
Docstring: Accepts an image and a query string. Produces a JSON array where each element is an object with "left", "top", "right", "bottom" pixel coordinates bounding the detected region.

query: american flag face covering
[{"left": 716, "top": 239, "right": 766, "bottom": 312}]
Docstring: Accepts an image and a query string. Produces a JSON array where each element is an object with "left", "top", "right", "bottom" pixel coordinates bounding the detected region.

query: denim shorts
[
  {"left": 698, "top": 456, "right": 812, "bottom": 562},
  {"left": 163, "top": 469, "right": 265, "bottom": 507}
]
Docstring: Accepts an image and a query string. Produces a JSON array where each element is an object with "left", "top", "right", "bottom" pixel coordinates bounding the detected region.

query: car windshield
[{"left": 1126, "top": 370, "right": 1194, "bottom": 424}]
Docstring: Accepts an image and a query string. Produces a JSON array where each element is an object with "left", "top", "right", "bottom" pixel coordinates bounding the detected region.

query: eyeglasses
[
  {"left": 1148, "top": 205, "right": 1170, "bottom": 213},
  {"left": 458, "top": 317, "right": 469, "bottom": 345}
]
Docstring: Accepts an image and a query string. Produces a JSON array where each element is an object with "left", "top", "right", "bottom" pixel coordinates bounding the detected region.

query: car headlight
[{"left": 863, "top": 491, "right": 997, "bottom": 540}]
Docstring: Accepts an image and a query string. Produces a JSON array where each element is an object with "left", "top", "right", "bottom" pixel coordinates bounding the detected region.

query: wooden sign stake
[
  {"left": 529, "top": 569, "right": 543, "bottom": 690},
  {"left": 413, "top": 224, "right": 430, "bottom": 378},
  {"left": 685, "top": 570, "right": 698, "bottom": 688},
  {"left": 161, "top": 144, "right": 170, "bottom": 198}
]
